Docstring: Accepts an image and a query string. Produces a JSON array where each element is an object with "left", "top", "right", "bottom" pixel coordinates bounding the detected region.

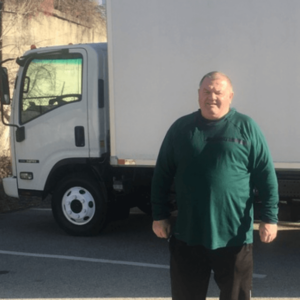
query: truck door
[{"left": 13, "top": 48, "right": 89, "bottom": 191}]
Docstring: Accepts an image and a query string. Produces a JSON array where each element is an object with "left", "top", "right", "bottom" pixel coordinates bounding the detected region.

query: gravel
[{"left": 0, "top": 180, "right": 51, "bottom": 213}]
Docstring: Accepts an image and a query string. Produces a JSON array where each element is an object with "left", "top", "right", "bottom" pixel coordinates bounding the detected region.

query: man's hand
[
  {"left": 152, "top": 219, "right": 171, "bottom": 238},
  {"left": 259, "top": 222, "right": 277, "bottom": 243}
]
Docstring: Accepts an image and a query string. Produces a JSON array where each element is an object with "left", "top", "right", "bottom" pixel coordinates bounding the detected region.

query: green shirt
[{"left": 151, "top": 109, "right": 278, "bottom": 249}]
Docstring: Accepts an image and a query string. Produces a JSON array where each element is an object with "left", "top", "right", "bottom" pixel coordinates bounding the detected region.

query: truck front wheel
[{"left": 52, "top": 173, "right": 107, "bottom": 236}]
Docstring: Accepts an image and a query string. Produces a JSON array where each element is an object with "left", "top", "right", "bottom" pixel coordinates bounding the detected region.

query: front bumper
[{"left": 3, "top": 177, "right": 19, "bottom": 198}]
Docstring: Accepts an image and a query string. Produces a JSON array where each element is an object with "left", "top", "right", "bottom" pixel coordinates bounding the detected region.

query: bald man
[{"left": 151, "top": 71, "right": 278, "bottom": 300}]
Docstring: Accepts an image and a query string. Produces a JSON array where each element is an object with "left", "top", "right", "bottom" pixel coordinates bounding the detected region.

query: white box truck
[{"left": 1, "top": 0, "right": 300, "bottom": 235}]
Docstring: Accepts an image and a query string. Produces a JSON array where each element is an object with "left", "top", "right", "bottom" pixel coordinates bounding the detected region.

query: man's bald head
[
  {"left": 199, "top": 71, "right": 233, "bottom": 93},
  {"left": 198, "top": 71, "right": 234, "bottom": 120}
]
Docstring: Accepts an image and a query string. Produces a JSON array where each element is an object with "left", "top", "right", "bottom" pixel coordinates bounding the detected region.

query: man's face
[{"left": 198, "top": 76, "right": 234, "bottom": 120}]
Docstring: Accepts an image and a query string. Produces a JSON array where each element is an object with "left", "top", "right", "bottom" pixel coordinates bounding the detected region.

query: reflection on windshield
[{"left": 21, "top": 57, "right": 82, "bottom": 123}]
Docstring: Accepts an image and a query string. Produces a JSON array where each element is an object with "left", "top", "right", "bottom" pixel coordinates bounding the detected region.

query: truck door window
[{"left": 20, "top": 55, "right": 82, "bottom": 124}]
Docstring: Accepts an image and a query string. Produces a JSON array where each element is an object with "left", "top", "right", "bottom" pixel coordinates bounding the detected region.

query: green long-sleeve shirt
[{"left": 151, "top": 109, "right": 278, "bottom": 249}]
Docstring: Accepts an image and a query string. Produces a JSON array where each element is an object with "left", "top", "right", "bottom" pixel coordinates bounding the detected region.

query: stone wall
[
  {"left": 2, "top": 7, "right": 107, "bottom": 60},
  {"left": 0, "top": 6, "right": 107, "bottom": 157}
]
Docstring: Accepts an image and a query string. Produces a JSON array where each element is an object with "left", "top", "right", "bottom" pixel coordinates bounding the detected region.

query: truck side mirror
[
  {"left": 0, "top": 63, "right": 25, "bottom": 142},
  {"left": 0, "top": 67, "right": 10, "bottom": 105}
]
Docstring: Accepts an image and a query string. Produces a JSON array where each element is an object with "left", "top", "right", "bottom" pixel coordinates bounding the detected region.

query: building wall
[
  {"left": 0, "top": 6, "right": 107, "bottom": 157},
  {"left": 2, "top": 8, "right": 106, "bottom": 59}
]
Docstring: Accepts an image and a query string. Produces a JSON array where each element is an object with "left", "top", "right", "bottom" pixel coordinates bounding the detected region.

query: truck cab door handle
[{"left": 75, "top": 126, "right": 85, "bottom": 147}]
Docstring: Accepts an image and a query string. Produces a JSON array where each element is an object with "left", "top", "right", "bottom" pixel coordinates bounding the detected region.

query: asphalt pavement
[{"left": 0, "top": 207, "right": 300, "bottom": 300}]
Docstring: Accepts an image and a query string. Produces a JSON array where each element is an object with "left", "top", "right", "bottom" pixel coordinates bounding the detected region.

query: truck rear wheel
[
  {"left": 137, "top": 199, "right": 152, "bottom": 215},
  {"left": 52, "top": 173, "right": 107, "bottom": 236}
]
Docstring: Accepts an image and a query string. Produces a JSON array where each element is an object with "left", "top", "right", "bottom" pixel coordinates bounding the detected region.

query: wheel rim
[{"left": 61, "top": 186, "right": 96, "bottom": 225}]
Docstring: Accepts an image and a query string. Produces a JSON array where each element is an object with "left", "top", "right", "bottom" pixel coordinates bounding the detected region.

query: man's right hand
[
  {"left": 259, "top": 222, "right": 277, "bottom": 243},
  {"left": 152, "top": 219, "right": 171, "bottom": 238}
]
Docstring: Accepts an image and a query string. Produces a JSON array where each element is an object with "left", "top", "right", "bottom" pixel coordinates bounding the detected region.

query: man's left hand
[{"left": 259, "top": 222, "right": 277, "bottom": 243}]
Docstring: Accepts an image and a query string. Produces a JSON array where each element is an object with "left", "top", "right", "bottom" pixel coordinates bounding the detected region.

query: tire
[
  {"left": 137, "top": 198, "right": 152, "bottom": 215},
  {"left": 132, "top": 189, "right": 152, "bottom": 215},
  {"left": 52, "top": 173, "right": 107, "bottom": 236},
  {"left": 291, "top": 201, "right": 300, "bottom": 222},
  {"left": 137, "top": 203, "right": 152, "bottom": 215},
  {"left": 137, "top": 192, "right": 177, "bottom": 215}
]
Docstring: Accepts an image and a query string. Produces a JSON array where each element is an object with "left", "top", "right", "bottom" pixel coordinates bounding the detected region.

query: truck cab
[{"left": 0, "top": 43, "right": 119, "bottom": 235}]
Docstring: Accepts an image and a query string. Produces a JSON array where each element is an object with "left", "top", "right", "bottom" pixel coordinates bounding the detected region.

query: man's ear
[
  {"left": 198, "top": 89, "right": 201, "bottom": 101},
  {"left": 198, "top": 88, "right": 202, "bottom": 98},
  {"left": 229, "top": 92, "right": 234, "bottom": 103}
]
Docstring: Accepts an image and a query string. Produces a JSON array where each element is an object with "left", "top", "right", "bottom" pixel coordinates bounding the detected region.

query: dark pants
[{"left": 169, "top": 236, "right": 253, "bottom": 300}]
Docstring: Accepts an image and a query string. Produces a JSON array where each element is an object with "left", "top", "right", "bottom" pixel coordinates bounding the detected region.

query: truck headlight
[{"left": 20, "top": 172, "right": 33, "bottom": 180}]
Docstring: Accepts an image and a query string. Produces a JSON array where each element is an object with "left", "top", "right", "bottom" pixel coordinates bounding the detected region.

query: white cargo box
[{"left": 107, "top": 0, "right": 300, "bottom": 169}]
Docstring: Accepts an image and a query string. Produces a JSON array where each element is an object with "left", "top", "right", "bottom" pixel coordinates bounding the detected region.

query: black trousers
[{"left": 169, "top": 236, "right": 253, "bottom": 300}]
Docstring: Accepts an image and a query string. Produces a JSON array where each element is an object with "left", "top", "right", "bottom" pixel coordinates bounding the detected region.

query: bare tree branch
[{"left": 4, "top": 0, "right": 105, "bottom": 28}]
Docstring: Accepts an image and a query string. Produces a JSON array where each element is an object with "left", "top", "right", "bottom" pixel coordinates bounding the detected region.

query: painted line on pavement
[
  {"left": 5, "top": 298, "right": 300, "bottom": 300},
  {"left": 252, "top": 273, "right": 266, "bottom": 279},
  {"left": 0, "top": 250, "right": 266, "bottom": 278},
  {"left": 0, "top": 250, "right": 169, "bottom": 269}
]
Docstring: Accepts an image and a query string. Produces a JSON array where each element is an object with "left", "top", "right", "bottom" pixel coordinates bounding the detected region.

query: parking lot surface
[{"left": 0, "top": 207, "right": 300, "bottom": 300}]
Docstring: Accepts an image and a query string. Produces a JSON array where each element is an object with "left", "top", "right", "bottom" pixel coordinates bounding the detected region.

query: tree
[
  {"left": 0, "top": 0, "right": 106, "bottom": 156},
  {"left": 0, "top": 0, "right": 106, "bottom": 86},
  {"left": 2, "top": 0, "right": 105, "bottom": 31}
]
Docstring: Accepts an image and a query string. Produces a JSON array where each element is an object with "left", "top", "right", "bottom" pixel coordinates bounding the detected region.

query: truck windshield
[{"left": 20, "top": 55, "right": 82, "bottom": 124}]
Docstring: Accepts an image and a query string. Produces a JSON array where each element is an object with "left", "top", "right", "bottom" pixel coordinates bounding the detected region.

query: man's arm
[
  {"left": 151, "top": 126, "right": 176, "bottom": 238},
  {"left": 250, "top": 120, "right": 279, "bottom": 243}
]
